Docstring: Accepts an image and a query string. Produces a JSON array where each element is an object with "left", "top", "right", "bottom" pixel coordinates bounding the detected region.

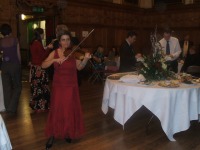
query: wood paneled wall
[
  {"left": 0, "top": 0, "right": 17, "bottom": 36},
  {"left": 1, "top": 0, "right": 200, "bottom": 55},
  {"left": 60, "top": 0, "right": 200, "bottom": 54},
  {"left": 63, "top": 0, "right": 143, "bottom": 53}
]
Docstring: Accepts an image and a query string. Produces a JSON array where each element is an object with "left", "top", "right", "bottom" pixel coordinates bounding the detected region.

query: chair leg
[
  {"left": 88, "top": 72, "right": 95, "bottom": 82},
  {"left": 92, "top": 74, "right": 99, "bottom": 84},
  {"left": 145, "top": 115, "right": 154, "bottom": 135}
]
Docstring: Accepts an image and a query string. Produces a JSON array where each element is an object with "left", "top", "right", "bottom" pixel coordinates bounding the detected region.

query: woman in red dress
[
  {"left": 30, "top": 28, "right": 53, "bottom": 112},
  {"left": 42, "top": 31, "right": 90, "bottom": 149}
]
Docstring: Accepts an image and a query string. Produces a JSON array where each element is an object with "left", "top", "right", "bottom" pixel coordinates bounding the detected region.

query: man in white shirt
[{"left": 159, "top": 28, "right": 182, "bottom": 73}]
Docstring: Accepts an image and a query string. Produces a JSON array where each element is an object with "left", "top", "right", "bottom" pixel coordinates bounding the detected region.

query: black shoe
[
  {"left": 46, "top": 136, "right": 54, "bottom": 149},
  {"left": 65, "top": 138, "right": 72, "bottom": 143}
]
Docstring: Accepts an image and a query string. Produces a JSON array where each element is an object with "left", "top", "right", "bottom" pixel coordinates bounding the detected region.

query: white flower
[
  {"left": 143, "top": 63, "right": 148, "bottom": 68},
  {"left": 162, "top": 63, "right": 167, "bottom": 70},
  {"left": 137, "top": 57, "right": 144, "bottom": 62},
  {"left": 138, "top": 74, "right": 146, "bottom": 81}
]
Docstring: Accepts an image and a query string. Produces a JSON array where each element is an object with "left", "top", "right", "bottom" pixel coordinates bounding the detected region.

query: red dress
[{"left": 45, "top": 49, "right": 84, "bottom": 139}]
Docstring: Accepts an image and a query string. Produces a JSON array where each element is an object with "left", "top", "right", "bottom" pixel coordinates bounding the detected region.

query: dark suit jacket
[
  {"left": 181, "top": 53, "right": 200, "bottom": 72},
  {"left": 119, "top": 40, "right": 136, "bottom": 72},
  {"left": 179, "top": 40, "right": 193, "bottom": 59},
  {"left": 46, "top": 36, "right": 59, "bottom": 51}
]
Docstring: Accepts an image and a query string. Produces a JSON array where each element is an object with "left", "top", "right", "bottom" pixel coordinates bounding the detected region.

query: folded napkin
[
  {"left": 164, "top": 56, "right": 172, "bottom": 61},
  {"left": 119, "top": 74, "right": 146, "bottom": 83}
]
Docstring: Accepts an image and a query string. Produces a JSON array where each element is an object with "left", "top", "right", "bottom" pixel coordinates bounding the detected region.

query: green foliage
[{"left": 139, "top": 50, "right": 174, "bottom": 81}]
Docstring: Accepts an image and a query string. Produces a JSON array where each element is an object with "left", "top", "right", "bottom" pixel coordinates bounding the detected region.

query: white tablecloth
[
  {"left": 0, "top": 71, "right": 5, "bottom": 112},
  {"left": 0, "top": 115, "right": 12, "bottom": 150},
  {"left": 102, "top": 73, "right": 200, "bottom": 141}
]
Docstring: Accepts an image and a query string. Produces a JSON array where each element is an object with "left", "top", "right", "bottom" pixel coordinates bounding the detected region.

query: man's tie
[
  {"left": 185, "top": 41, "right": 188, "bottom": 45},
  {"left": 166, "top": 41, "right": 170, "bottom": 55}
]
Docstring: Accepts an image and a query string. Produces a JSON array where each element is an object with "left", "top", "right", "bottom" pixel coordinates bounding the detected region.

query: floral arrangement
[{"left": 139, "top": 27, "right": 175, "bottom": 81}]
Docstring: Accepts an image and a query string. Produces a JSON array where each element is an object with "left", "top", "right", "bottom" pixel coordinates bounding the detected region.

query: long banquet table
[
  {"left": 0, "top": 71, "right": 5, "bottom": 112},
  {"left": 102, "top": 73, "right": 200, "bottom": 141}
]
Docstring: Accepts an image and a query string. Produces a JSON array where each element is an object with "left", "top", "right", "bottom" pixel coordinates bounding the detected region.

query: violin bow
[{"left": 63, "top": 29, "right": 95, "bottom": 61}]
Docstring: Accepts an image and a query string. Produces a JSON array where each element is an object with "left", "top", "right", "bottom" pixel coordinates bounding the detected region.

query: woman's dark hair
[
  {"left": 0, "top": 23, "right": 12, "bottom": 36},
  {"left": 112, "top": 46, "right": 119, "bottom": 56},
  {"left": 57, "top": 31, "right": 72, "bottom": 41},
  {"left": 30, "top": 28, "right": 44, "bottom": 44}
]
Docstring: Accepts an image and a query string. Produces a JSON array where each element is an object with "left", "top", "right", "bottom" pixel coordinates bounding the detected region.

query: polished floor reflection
[{"left": 1, "top": 68, "right": 200, "bottom": 150}]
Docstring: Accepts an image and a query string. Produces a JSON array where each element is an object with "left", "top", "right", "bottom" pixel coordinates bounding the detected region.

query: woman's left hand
[
  {"left": 84, "top": 52, "right": 91, "bottom": 59},
  {"left": 47, "top": 43, "right": 53, "bottom": 49}
]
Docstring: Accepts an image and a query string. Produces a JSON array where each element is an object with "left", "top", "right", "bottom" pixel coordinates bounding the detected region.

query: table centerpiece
[{"left": 139, "top": 26, "right": 175, "bottom": 81}]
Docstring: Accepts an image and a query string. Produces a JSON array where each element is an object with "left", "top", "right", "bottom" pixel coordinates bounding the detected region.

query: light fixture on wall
[
  {"left": 182, "top": 0, "right": 194, "bottom": 5},
  {"left": 21, "top": 14, "right": 34, "bottom": 20},
  {"left": 138, "top": 0, "right": 154, "bottom": 9},
  {"left": 113, "top": 0, "right": 122, "bottom": 4},
  {"left": 32, "top": 24, "right": 38, "bottom": 29}
]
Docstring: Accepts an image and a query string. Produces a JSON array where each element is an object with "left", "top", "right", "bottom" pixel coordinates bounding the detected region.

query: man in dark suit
[
  {"left": 119, "top": 31, "right": 140, "bottom": 72},
  {"left": 179, "top": 34, "right": 193, "bottom": 60}
]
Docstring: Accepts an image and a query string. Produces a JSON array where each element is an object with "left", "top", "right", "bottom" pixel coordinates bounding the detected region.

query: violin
[
  {"left": 62, "top": 29, "right": 94, "bottom": 62},
  {"left": 64, "top": 47, "right": 88, "bottom": 60}
]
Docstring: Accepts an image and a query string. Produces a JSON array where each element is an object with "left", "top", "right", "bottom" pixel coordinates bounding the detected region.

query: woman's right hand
[
  {"left": 47, "top": 43, "right": 53, "bottom": 49},
  {"left": 54, "top": 58, "right": 65, "bottom": 64}
]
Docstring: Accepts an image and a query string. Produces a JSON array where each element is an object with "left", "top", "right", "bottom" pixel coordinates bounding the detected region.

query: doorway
[{"left": 17, "top": 14, "right": 55, "bottom": 65}]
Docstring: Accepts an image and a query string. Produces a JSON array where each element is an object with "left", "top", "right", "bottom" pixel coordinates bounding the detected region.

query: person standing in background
[
  {"left": 159, "top": 28, "right": 182, "bottom": 73},
  {"left": 179, "top": 34, "right": 193, "bottom": 60},
  {"left": 46, "top": 24, "right": 69, "bottom": 51},
  {"left": 181, "top": 45, "right": 200, "bottom": 72},
  {"left": 46, "top": 24, "right": 69, "bottom": 80},
  {"left": 71, "top": 37, "right": 84, "bottom": 86},
  {"left": 29, "top": 28, "right": 53, "bottom": 113},
  {"left": 0, "top": 23, "right": 22, "bottom": 113},
  {"left": 119, "top": 31, "right": 141, "bottom": 72}
]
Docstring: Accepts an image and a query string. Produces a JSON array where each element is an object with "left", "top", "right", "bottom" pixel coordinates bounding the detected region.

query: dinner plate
[
  {"left": 158, "top": 82, "right": 180, "bottom": 88},
  {"left": 137, "top": 81, "right": 153, "bottom": 86},
  {"left": 108, "top": 75, "right": 121, "bottom": 80},
  {"left": 192, "top": 79, "right": 200, "bottom": 83}
]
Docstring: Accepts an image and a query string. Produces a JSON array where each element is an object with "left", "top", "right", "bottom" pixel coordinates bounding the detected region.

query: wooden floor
[{"left": 1, "top": 69, "right": 200, "bottom": 150}]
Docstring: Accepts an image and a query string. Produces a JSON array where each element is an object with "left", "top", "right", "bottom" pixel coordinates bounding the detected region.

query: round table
[
  {"left": 0, "top": 115, "right": 12, "bottom": 150},
  {"left": 102, "top": 73, "right": 200, "bottom": 141},
  {"left": 0, "top": 71, "right": 5, "bottom": 112}
]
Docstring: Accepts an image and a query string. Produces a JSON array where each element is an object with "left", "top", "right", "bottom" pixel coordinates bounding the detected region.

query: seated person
[
  {"left": 105, "top": 47, "right": 119, "bottom": 66},
  {"left": 92, "top": 45, "right": 105, "bottom": 70},
  {"left": 181, "top": 45, "right": 200, "bottom": 72}
]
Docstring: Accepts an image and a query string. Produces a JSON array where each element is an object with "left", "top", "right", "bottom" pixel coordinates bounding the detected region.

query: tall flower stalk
[{"left": 139, "top": 26, "right": 175, "bottom": 81}]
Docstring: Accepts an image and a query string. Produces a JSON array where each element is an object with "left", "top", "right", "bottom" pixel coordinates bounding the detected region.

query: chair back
[{"left": 186, "top": 66, "right": 200, "bottom": 77}]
